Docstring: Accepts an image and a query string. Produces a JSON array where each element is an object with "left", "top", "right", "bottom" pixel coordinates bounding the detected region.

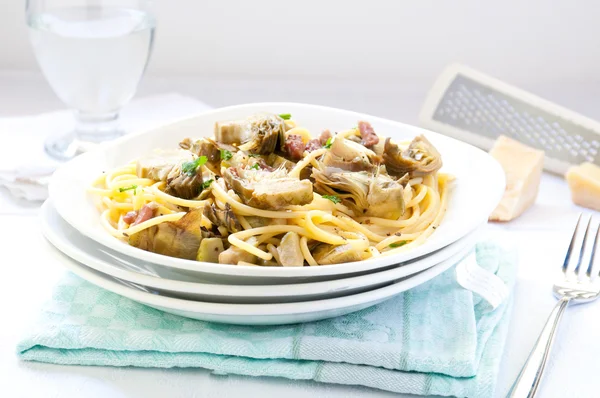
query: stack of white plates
[{"left": 42, "top": 103, "right": 505, "bottom": 325}]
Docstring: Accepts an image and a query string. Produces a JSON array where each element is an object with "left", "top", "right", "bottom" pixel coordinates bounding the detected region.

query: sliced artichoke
[
  {"left": 136, "top": 150, "right": 193, "bottom": 181},
  {"left": 313, "top": 167, "right": 404, "bottom": 218},
  {"left": 202, "top": 203, "right": 242, "bottom": 233},
  {"left": 136, "top": 150, "right": 205, "bottom": 200},
  {"left": 277, "top": 232, "right": 304, "bottom": 266},
  {"left": 214, "top": 113, "right": 287, "bottom": 155},
  {"left": 223, "top": 167, "right": 313, "bottom": 210},
  {"left": 312, "top": 243, "right": 368, "bottom": 265},
  {"left": 383, "top": 135, "right": 442, "bottom": 177},
  {"left": 128, "top": 208, "right": 204, "bottom": 260},
  {"left": 320, "top": 137, "right": 378, "bottom": 172},
  {"left": 196, "top": 238, "right": 225, "bottom": 263},
  {"left": 180, "top": 137, "right": 236, "bottom": 175}
]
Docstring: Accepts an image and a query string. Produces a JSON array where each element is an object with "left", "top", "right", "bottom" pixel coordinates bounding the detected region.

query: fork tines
[{"left": 563, "top": 214, "right": 600, "bottom": 280}]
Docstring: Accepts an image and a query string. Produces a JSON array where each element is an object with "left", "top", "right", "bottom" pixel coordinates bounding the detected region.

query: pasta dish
[{"left": 90, "top": 113, "right": 450, "bottom": 266}]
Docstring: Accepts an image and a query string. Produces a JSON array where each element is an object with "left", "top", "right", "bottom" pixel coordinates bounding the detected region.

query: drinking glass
[{"left": 26, "top": 0, "right": 156, "bottom": 160}]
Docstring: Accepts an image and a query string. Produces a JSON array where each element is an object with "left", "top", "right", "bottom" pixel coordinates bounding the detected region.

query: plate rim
[
  {"left": 46, "top": 239, "right": 471, "bottom": 316},
  {"left": 49, "top": 101, "right": 505, "bottom": 277}
]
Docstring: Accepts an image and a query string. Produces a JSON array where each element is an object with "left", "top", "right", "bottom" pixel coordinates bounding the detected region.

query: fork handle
[{"left": 507, "top": 297, "right": 571, "bottom": 398}]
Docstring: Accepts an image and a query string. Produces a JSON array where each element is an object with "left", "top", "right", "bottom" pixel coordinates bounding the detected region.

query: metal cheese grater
[{"left": 419, "top": 64, "right": 600, "bottom": 175}]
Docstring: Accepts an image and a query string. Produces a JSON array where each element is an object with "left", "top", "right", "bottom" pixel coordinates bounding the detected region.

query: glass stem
[{"left": 74, "top": 110, "right": 124, "bottom": 144}]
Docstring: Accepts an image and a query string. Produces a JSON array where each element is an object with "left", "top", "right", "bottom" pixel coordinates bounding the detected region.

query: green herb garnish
[
  {"left": 249, "top": 163, "right": 260, "bottom": 170},
  {"left": 182, "top": 156, "right": 207, "bottom": 175},
  {"left": 118, "top": 185, "right": 138, "bottom": 193},
  {"left": 220, "top": 149, "right": 233, "bottom": 161},
  {"left": 201, "top": 179, "right": 214, "bottom": 190},
  {"left": 389, "top": 241, "right": 407, "bottom": 248},
  {"left": 278, "top": 113, "right": 292, "bottom": 120},
  {"left": 323, "top": 137, "right": 333, "bottom": 149},
  {"left": 322, "top": 195, "right": 341, "bottom": 204}
]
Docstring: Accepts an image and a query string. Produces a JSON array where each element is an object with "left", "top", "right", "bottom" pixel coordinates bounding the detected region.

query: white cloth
[{"left": 0, "top": 93, "right": 211, "bottom": 201}]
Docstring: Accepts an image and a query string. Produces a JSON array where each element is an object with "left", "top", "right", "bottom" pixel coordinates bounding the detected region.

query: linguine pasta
[{"left": 90, "top": 114, "right": 450, "bottom": 267}]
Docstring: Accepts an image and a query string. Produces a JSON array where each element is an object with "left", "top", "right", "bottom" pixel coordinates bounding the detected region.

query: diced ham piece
[
  {"left": 319, "top": 129, "right": 332, "bottom": 145},
  {"left": 358, "top": 121, "right": 379, "bottom": 147},
  {"left": 126, "top": 203, "right": 157, "bottom": 226},
  {"left": 305, "top": 129, "right": 333, "bottom": 153},
  {"left": 304, "top": 139, "right": 321, "bottom": 153},
  {"left": 284, "top": 134, "right": 305, "bottom": 160},
  {"left": 123, "top": 211, "right": 138, "bottom": 224}
]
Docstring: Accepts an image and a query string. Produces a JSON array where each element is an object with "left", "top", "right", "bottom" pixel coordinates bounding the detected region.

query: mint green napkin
[{"left": 18, "top": 241, "right": 516, "bottom": 398}]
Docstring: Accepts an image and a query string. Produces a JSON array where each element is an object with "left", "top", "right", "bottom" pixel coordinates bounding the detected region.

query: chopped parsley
[
  {"left": 389, "top": 241, "right": 407, "bottom": 248},
  {"left": 201, "top": 179, "right": 214, "bottom": 190},
  {"left": 220, "top": 149, "right": 233, "bottom": 161},
  {"left": 118, "top": 185, "right": 138, "bottom": 193},
  {"left": 323, "top": 137, "right": 333, "bottom": 149},
  {"left": 249, "top": 163, "right": 260, "bottom": 170},
  {"left": 322, "top": 194, "right": 341, "bottom": 204},
  {"left": 278, "top": 113, "right": 292, "bottom": 120},
  {"left": 182, "top": 156, "right": 207, "bottom": 175}
]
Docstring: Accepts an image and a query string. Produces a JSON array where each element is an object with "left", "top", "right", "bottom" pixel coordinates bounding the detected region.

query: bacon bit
[
  {"left": 304, "top": 139, "right": 322, "bottom": 153},
  {"left": 358, "top": 121, "right": 379, "bottom": 147},
  {"left": 319, "top": 129, "right": 332, "bottom": 145},
  {"left": 132, "top": 204, "right": 157, "bottom": 226},
  {"left": 284, "top": 134, "right": 305, "bottom": 160},
  {"left": 123, "top": 210, "right": 138, "bottom": 224},
  {"left": 305, "top": 130, "right": 333, "bottom": 153}
]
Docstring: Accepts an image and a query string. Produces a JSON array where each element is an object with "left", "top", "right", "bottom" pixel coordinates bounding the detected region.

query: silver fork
[{"left": 508, "top": 214, "right": 600, "bottom": 398}]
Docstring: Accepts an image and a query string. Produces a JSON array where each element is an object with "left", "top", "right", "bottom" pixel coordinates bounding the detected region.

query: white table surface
[{"left": 2, "top": 70, "right": 600, "bottom": 397}]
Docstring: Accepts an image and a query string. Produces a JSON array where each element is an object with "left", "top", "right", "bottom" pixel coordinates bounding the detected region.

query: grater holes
[{"left": 432, "top": 77, "right": 600, "bottom": 166}]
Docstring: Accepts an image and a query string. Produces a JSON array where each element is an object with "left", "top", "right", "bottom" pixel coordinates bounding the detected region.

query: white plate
[
  {"left": 49, "top": 102, "right": 504, "bottom": 279},
  {"left": 45, "top": 239, "right": 472, "bottom": 325},
  {"left": 41, "top": 199, "right": 481, "bottom": 303}
]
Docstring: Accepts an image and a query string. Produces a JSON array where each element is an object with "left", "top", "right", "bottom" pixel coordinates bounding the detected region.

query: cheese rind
[
  {"left": 488, "top": 136, "right": 544, "bottom": 221},
  {"left": 566, "top": 162, "right": 600, "bottom": 211}
]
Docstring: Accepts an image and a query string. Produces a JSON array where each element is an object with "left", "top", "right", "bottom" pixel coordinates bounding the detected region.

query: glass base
[
  {"left": 44, "top": 111, "right": 125, "bottom": 161},
  {"left": 44, "top": 128, "right": 124, "bottom": 161}
]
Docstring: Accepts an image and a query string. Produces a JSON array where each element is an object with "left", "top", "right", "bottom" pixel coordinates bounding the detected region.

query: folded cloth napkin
[
  {"left": 17, "top": 241, "right": 516, "bottom": 398},
  {"left": 0, "top": 93, "right": 211, "bottom": 201}
]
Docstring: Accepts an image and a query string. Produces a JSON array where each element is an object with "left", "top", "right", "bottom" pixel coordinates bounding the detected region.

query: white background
[
  {"left": 2, "top": 0, "right": 600, "bottom": 121},
  {"left": 2, "top": 1, "right": 600, "bottom": 397}
]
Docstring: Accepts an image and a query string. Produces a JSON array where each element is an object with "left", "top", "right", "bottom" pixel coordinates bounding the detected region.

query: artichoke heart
[
  {"left": 312, "top": 243, "right": 368, "bottom": 265},
  {"left": 136, "top": 150, "right": 204, "bottom": 200},
  {"left": 313, "top": 167, "right": 404, "bottom": 219},
  {"left": 203, "top": 203, "right": 242, "bottom": 233},
  {"left": 320, "top": 138, "right": 378, "bottom": 172},
  {"left": 223, "top": 167, "right": 313, "bottom": 210},
  {"left": 128, "top": 207, "right": 204, "bottom": 260},
  {"left": 383, "top": 135, "right": 442, "bottom": 177},
  {"left": 214, "top": 113, "right": 285, "bottom": 155}
]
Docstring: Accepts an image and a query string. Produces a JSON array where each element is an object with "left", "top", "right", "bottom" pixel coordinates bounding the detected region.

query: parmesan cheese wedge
[
  {"left": 488, "top": 136, "right": 544, "bottom": 221},
  {"left": 566, "top": 162, "right": 600, "bottom": 211}
]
